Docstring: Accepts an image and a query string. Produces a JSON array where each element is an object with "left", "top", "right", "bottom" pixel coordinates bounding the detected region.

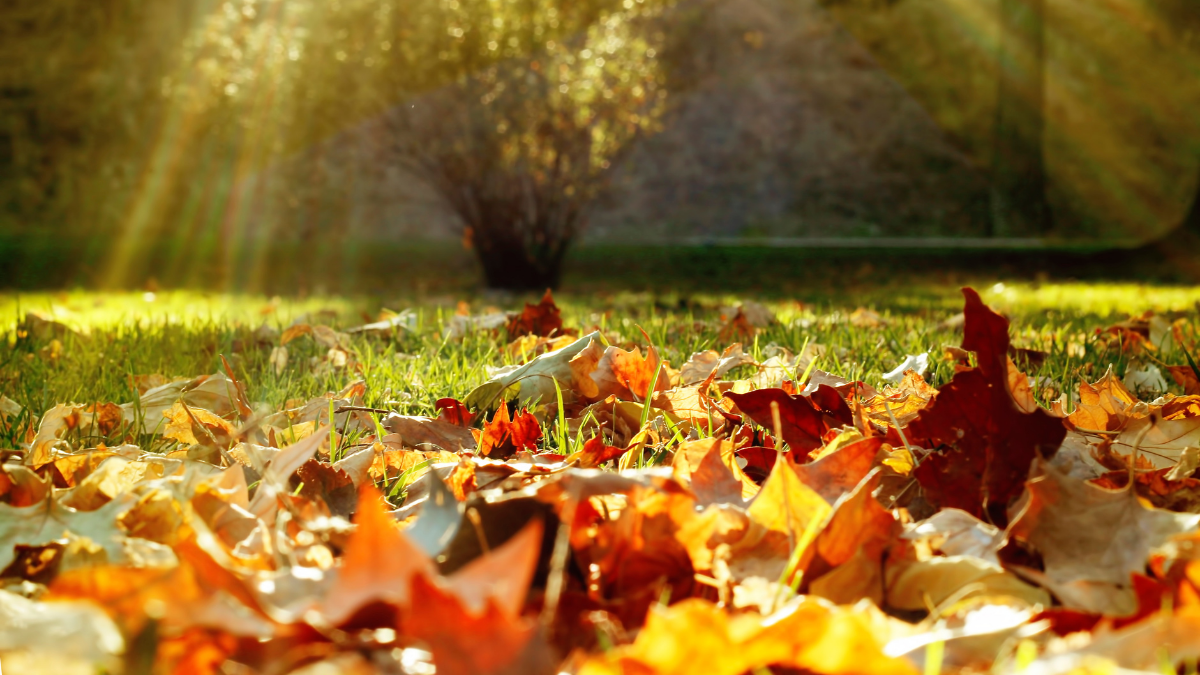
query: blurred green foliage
[{"left": 1, "top": 0, "right": 684, "bottom": 286}]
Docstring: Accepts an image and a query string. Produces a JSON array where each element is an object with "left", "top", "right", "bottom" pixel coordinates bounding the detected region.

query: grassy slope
[{"left": 3, "top": 279, "right": 1198, "bottom": 453}]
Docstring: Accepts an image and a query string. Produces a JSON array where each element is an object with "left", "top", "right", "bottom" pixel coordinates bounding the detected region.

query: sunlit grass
[{"left": 2, "top": 281, "right": 1197, "bottom": 454}]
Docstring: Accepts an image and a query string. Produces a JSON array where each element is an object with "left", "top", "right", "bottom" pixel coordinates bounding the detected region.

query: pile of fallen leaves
[{"left": 5, "top": 288, "right": 1200, "bottom": 674}]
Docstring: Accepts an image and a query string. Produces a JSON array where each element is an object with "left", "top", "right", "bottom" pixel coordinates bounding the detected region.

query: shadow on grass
[{"left": 1, "top": 233, "right": 1193, "bottom": 297}]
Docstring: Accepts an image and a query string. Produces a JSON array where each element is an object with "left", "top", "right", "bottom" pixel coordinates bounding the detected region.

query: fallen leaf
[
  {"left": 163, "top": 402, "right": 237, "bottom": 449},
  {"left": 382, "top": 413, "right": 476, "bottom": 453},
  {"left": 724, "top": 386, "right": 853, "bottom": 459},
  {"left": 464, "top": 331, "right": 602, "bottom": 411},
  {"left": 506, "top": 289, "right": 565, "bottom": 338},
  {"left": 679, "top": 344, "right": 757, "bottom": 385},
  {"left": 578, "top": 596, "right": 917, "bottom": 675},
  {"left": 477, "top": 401, "right": 542, "bottom": 460},
  {"left": 904, "top": 288, "right": 1066, "bottom": 524},
  {"left": 671, "top": 438, "right": 758, "bottom": 504},
  {"left": 1007, "top": 458, "right": 1200, "bottom": 612},
  {"left": 318, "top": 485, "right": 435, "bottom": 626},
  {"left": 591, "top": 343, "right": 672, "bottom": 401},
  {"left": 793, "top": 435, "right": 883, "bottom": 504},
  {"left": 0, "top": 495, "right": 135, "bottom": 572},
  {"left": 805, "top": 470, "right": 899, "bottom": 605}
]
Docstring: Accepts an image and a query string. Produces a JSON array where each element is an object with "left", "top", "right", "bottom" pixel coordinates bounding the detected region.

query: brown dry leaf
[
  {"left": 577, "top": 596, "right": 917, "bottom": 675},
  {"left": 1007, "top": 458, "right": 1200, "bottom": 612},
  {"left": 162, "top": 402, "right": 237, "bottom": 449},
  {"left": 671, "top": 438, "right": 758, "bottom": 503},
  {"left": 78, "top": 402, "right": 124, "bottom": 437},
  {"left": 29, "top": 403, "right": 83, "bottom": 463},
  {"left": 464, "top": 331, "right": 603, "bottom": 411},
  {"left": 1108, "top": 410, "right": 1200, "bottom": 470},
  {"left": 368, "top": 448, "right": 458, "bottom": 482},
  {"left": 727, "top": 458, "right": 833, "bottom": 583},
  {"left": 446, "top": 458, "right": 478, "bottom": 501},
  {"left": 679, "top": 344, "right": 757, "bottom": 385},
  {"left": 280, "top": 323, "right": 312, "bottom": 345},
  {"left": 382, "top": 413, "right": 476, "bottom": 453},
  {"left": 718, "top": 308, "right": 757, "bottom": 343},
  {"left": 35, "top": 451, "right": 119, "bottom": 488},
  {"left": 805, "top": 470, "right": 899, "bottom": 605},
  {"left": 650, "top": 386, "right": 731, "bottom": 428},
  {"left": 127, "top": 373, "right": 173, "bottom": 395},
  {"left": 573, "top": 487, "right": 706, "bottom": 627},
  {"left": 292, "top": 459, "right": 357, "bottom": 519},
  {"left": 885, "top": 556, "right": 1050, "bottom": 611},
  {"left": 849, "top": 307, "right": 887, "bottom": 328},
  {"left": 505, "top": 289, "right": 565, "bottom": 339},
  {"left": 568, "top": 436, "right": 631, "bottom": 469},
  {"left": 793, "top": 435, "right": 883, "bottom": 505},
  {"left": 862, "top": 370, "right": 937, "bottom": 427}
]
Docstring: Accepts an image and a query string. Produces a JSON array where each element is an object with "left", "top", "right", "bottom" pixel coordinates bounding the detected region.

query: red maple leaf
[
  {"left": 724, "top": 385, "right": 854, "bottom": 460},
  {"left": 436, "top": 397, "right": 477, "bottom": 428},
  {"left": 904, "top": 288, "right": 1066, "bottom": 524},
  {"left": 506, "top": 290, "right": 565, "bottom": 338}
]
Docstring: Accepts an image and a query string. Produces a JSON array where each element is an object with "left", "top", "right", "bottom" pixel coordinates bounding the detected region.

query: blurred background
[{"left": 3, "top": 0, "right": 1200, "bottom": 292}]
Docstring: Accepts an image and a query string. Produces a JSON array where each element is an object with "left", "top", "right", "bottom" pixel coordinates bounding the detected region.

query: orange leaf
[
  {"left": 318, "top": 484, "right": 434, "bottom": 626},
  {"left": 578, "top": 597, "right": 917, "bottom": 675},
  {"left": 477, "top": 401, "right": 542, "bottom": 459}
]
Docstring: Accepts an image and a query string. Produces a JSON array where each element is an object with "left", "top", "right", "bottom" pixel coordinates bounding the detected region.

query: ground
[
  {"left": 4, "top": 276, "right": 1200, "bottom": 675},
  {"left": 4, "top": 279, "right": 1199, "bottom": 451}
]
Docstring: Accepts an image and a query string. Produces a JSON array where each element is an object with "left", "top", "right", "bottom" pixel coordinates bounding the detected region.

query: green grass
[{"left": 2, "top": 281, "right": 1199, "bottom": 454}]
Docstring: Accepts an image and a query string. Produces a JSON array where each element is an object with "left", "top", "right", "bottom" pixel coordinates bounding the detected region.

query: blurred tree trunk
[{"left": 989, "top": 0, "right": 1050, "bottom": 237}]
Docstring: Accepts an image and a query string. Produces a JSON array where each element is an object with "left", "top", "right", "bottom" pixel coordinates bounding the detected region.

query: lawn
[
  {"left": 3, "top": 281, "right": 1198, "bottom": 432},
  {"left": 3, "top": 278, "right": 1200, "bottom": 674}
]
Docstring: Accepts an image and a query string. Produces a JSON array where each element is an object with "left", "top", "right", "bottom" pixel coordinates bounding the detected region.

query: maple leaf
[
  {"left": 162, "top": 402, "right": 237, "bottom": 449},
  {"left": 724, "top": 385, "right": 854, "bottom": 459},
  {"left": 1007, "top": 458, "right": 1200, "bottom": 613},
  {"left": 290, "top": 459, "right": 357, "bottom": 518},
  {"left": 477, "top": 401, "right": 542, "bottom": 459},
  {"left": 0, "top": 463, "right": 49, "bottom": 507},
  {"left": 1170, "top": 365, "right": 1200, "bottom": 395},
  {"left": 0, "top": 495, "right": 135, "bottom": 572},
  {"left": 464, "top": 331, "right": 602, "bottom": 411},
  {"left": 793, "top": 435, "right": 882, "bottom": 505},
  {"left": 671, "top": 438, "right": 758, "bottom": 504},
  {"left": 436, "top": 397, "right": 477, "bottom": 427},
  {"left": 804, "top": 470, "right": 899, "bottom": 605},
  {"left": 590, "top": 342, "right": 672, "bottom": 401},
  {"left": 505, "top": 289, "right": 565, "bottom": 338},
  {"left": 403, "top": 520, "right": 553, "bottom": 675},
  {"left": 381, "top": 412, "right": 477, "bottom": 452},
  {"left": 678, "top": 343, "right": 757, "bottom": 385},
  {"left": 578, "top": 597, "right": 917, "bottom": 675},
  {"left": 317, "top": 485, "right": 434, "bottom": 626},
  {"left": 574, "top": 487, "right": 703, "bottom": 627},
  {"left": 569, "top": 436, "right": 631, "bottom": 468},
  {"left": 1067, "top": 366, "right": 1140, "bottom": 433},
  {"left": 904, "top": 288, "right": 1066, "bottom": 524}
]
